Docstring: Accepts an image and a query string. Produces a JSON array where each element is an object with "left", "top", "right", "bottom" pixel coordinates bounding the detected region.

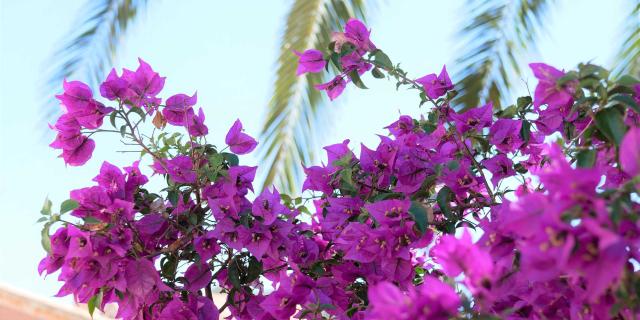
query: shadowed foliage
[
  {"left": 45, "top": 0, "right": 640, "bottom": 195},
  {"left": 43, "top": 0, "right": 146, "bottom": 119},
  {"left": 614, "top": 1, "right": 640, "bottom": 77},
  {"left": 256, "top": 0, "right": 369, "bottom": 194},
  {"left": 452, "top": 0, "right": 553, "bottom": 110}
]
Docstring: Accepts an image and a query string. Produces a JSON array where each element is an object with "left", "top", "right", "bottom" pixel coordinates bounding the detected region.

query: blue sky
[{"left": 0, "top": 0, "right": 630, "bottom": 302}]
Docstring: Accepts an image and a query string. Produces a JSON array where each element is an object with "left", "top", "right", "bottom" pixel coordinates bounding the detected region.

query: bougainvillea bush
[{"left": 39, "top": 18, "right": 640, "bottom": 319}]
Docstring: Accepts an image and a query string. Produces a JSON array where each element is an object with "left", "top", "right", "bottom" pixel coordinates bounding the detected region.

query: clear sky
[{"left": 0, "top": 0, "right": 630, "bottom": 302}]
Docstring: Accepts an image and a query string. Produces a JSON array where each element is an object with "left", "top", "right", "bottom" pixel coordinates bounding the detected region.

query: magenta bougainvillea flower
[
  {"left": 530, "top": 62, "right": 577, "bottom": 108},
  {"left": 482, "top": 153, "right": 516, "bottom": 186},
  {"left": 489, "top": 119, "right": 523, "bottom": 152},
  {"left": 621, "top": 127, "right": 640, "bottom": 177},
  {"left": 343, "top": 18, "right": 376, "bottom": 52},
  {"left": 41, "top": 17, "right": 640, "bottom": 319},
  {"left": 451, "top": 102, "right": 493, "bottom": 133},
  {"left": 225, "top": 119, "right": 258, "bottom": 155},
  {"left": 294, "top": 49, "right": 326, "bottom": 75},
  {"left": 367, "top": 277, "right": 460, "bottom": 320},
  {"left": 315, "top": 75, "right": 347, "bottom": 101},
  {"left": 162, "top": 92, "right": 198, "bottom": 126},
  {"left": 415, "top": 65, "right": 454, "bottom": 99}
]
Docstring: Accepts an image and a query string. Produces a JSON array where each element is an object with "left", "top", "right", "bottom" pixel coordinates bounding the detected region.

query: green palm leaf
[
  {"left": 614, "top": 1, "right": 640, "bottom": 77},
  {"left": 43, "top": 0, "right": 146, "bottom": 119},
  {"left": 257, "top": 0, "right": 369, "bottom": 194},
  {"left": 453, "top": 0, "right": 553, "bottom": 110}
]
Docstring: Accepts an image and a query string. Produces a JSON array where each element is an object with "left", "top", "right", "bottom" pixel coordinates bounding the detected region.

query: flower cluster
[{"left": 39, "top": 18, "right": 640, "bottom": 320}]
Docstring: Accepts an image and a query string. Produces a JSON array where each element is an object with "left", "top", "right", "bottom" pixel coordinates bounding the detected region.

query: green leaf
[
  {"left": 453, "top": 0, "right": 553, "bottom": 110},
  {"left": 372, "top": 50, "right": 393, "bottom": 69},
  {"left": 330, "top": 52, "right": 343, "bottom": 71},
  {"left": 109, "top": 112, "right": 117, "bottom": 128},
  {"left": 446, "top": 160, "right": 460, "bottom": 171},
  {"left": 41, "top": 197, "right": 53, "bottom": 216},
  {"left": 87, "top": 290, "right": 103, "bottom": 318},
  {"left": 520, "top": 120, "right": 531, "bottom": 144},
  {"left": 348, "top": 70, "right": 368, "bottom": 89},
  {"left": 36, "top": 216, "right": 49, "bottom": 223},
  {"left": 513, "top": 162, "right": 528, "bottom": 174},
  {"left": 371, "top": 67, "right": 385, "bottom": 79},
  {"left": 516, "top": 96, "right": 532, "bottom": 110},
  {"left": 246, "top": 256, "right": 263, "bottom": 283},
  {"left": 576, "top": 149, "right": 597, "bottom": 168},
  {"left": 496, "top": 105, "right": 517, "bottom": 119},
  {"left": 339, "top": 168, "right": 356, "bottom": 193},
  {"left": 84, "top": 216, "right": 101, "bottom": 224},
  {"left": 60, "top": 199, "right": 79, "bottom": 214},
  {"left": 222, "top": 152, "right": 240, "bottom": 167},
  {"left": 436, "top": 186, "right": 454, "bottom": 219},
  {"left": 595, "top": 107, "right": 627, "bottom": 146},
  {"left": 43, "top": 0, "right": 147, "bottom": 122},
  {"left": 228, "top": 259, "right": 243, "bottom": 290},
  {"left": 616, "top": 75, "right": 640, "bottom": 86},
  {"left": 129, "top": 106, "right": 146, "bottom": 121},
  {"left": 557, "top": 71, "right": 579, "bottom": 86},
  {"left": 608, "top": 93, "right": 640, "bottom": 114},
  {"left": 408, "top": 201, "right": 430, "bottom": 234},
  {"left": 371, "top": 192, "right": 404, "bottom": 201},
  {"left": 257, "top": 0, "right": 370, "bottom": 195},
  {"left": 41, "top": 222, "right": 52, "bottom": 254},
  {"left": 120, "top": 124, "right": 127, "bottom": 138},
  {"left": 209, "top": 153, "right": 224, "bottom": 168},
  {"left": 579, "top": 63, "right": 609, "bottom": 79},
  {"left": 332, "top": 152, "right": 353, "bottom": 168},
  {"left": 167, "top": 190, "right": 179, "bottom": 206}
]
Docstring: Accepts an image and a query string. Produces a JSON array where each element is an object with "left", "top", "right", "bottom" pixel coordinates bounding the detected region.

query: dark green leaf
[
  {"left": 129, "top": 106, "right": 146, "bottom": 121},
  {"left": 372, "top": 192, "right": 404, "bottom": 201},
  {"left": 595, "top": 108, "right": 627, "bottom": 145},
  {"left": 167, "top": 190, "right": 179, "bottom": 206},
  {"left": 228, "top": 259, "right": 243, "bottom": 290},
  {"left": 516, "top": 96, "right": 532, "bottom": 110},
  {"left": 608, "top": 93, "right": 640, "bottom": 114},
  {"left": 109, "top": 112, "right": 117, "bottom": 128},
  {"left": 446, "top": 160, "right": 460, "bottom": 171},
  {"left": 371, "top": 67, "right": 385, "bottom": 79},
  {"left": 576, "top": 149, "right": 597, "bottom": 168},
  {"left": 520, "top": 120, "right": 531, "bottom": 144},
  {"left": 436, "top": 186, "right": 454, "bottom": 219},
  {"left": 222, "top": 152, "right": 240, "bottom": 167},
  {"left": 330, "top": 52, "right": 343, "bottom": 71},
  {"left": 496, "top": 105, "right": 517, "bottom": 119},
  {"left": 246, "top": 256, "right": 263, "bottom": 283},
  {"left": 120, "top": 125, "right": 127, "bottom": 138},
  {"left": 557, "top": 71, "right": 578, "bottom": 86},
  {"left": 60, "top": 199, "right": 79, "bottom": 214},
  {"left": 513, "top": 162, "right": 528, "bottom": 174},
  {"left": 372, "top": 50, "right": 393, "bottom": 69},
  {"left": 616, "top": 75, "right": 640, "bottom": 86},
  {"left": 348, "top": 70, "right": 368, "bottom": 89},
  {"left": 408, "top": 201, "right": 430, "bottom": 234}
]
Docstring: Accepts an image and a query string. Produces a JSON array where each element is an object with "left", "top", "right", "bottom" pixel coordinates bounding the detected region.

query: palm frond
[
  {"left": 614, "top": 1, "right": 640, "bottom": 77},
  {"left": 43, "top": 0, "right": 146, "bottom": 120},
  {"left": 453, "top": 0, "right": 553, "bottom": 110},
  {"left": 257, "top": 0, "right": 369, "bottom": 194}
]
